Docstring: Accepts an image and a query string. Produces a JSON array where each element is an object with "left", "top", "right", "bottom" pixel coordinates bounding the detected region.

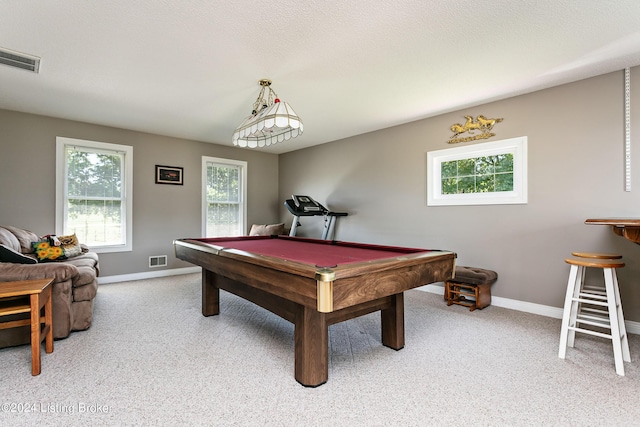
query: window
[
  {"left": 427, "top": 137, "right": 527, "bottom": 206},
  {"left": 56, "top": 137, "right": 133, "bottom": 252},
  {"left": 202, "top": 157, "right": 247, "bottom": 237}
]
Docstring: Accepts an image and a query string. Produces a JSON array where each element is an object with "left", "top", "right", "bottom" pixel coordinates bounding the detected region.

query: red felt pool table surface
[
  {"left": 174, "top": 235, "right": 456, "bottom": 387},
  {"left": 192, "top": 235, "right": 436, "bottom": 267}
]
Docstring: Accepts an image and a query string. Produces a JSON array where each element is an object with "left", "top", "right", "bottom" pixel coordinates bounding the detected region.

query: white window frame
[
  {"left": 56, "top": 137, "right": 133, "bottom": 253},
  {"left": 202, "top": 156, "right": 248, "bottom": 237},
  {"left": 427, "top": 136, "right": 528, "bottom": 206}
]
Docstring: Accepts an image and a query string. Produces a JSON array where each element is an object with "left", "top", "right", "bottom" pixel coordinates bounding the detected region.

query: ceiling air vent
[{"left": 0, "top": 47, "right": 40, "bottom": 73}]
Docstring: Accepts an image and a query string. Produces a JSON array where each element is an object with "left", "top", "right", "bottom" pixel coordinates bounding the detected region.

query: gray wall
[
  {"left": 279, "top": 69, "right": 640, "bottom": 321},
  {"left": 1, "top": 69, "right": 639, "bottom": 321},
  {"left": 0, "top": 110, "right": 280, "bottom": 276}
]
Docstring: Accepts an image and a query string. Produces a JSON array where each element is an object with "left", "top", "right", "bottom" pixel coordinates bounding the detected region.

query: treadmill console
[{"left": 292, "top": 195, "right": 323, "bottom": 212}]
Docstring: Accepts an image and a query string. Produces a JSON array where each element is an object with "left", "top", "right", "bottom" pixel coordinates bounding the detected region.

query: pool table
[{"left": 173, "top": 235, "right": 456, "bottom": 387}]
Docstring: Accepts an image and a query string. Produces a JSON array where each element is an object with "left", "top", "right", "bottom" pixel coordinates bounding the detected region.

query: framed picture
[
  {"left": 155, "top": 165, "right": 183, "bottom": 185},
  {"left": 427, "top": 136, "right": 527, "bottom": 206}
]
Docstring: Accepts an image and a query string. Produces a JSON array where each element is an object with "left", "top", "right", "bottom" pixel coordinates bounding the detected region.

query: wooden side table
[{"left": 0, "top": 278, "right": 54, "bottom": 375}]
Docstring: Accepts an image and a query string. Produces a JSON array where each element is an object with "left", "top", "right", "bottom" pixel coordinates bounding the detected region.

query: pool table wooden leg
[
  {"left": 294, "top": 305, "right": 328, "bottom": 387},
  {"left": 201, "top": 269, "right": 220, "bottom": 316},
  {"left": 381, "top": 293, "right": 405, "bottom": 350}
]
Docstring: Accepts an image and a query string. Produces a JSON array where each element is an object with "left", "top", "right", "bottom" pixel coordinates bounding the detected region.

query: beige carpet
[{"left": 1, "top": 273, "right": 639, "bottom": 426}]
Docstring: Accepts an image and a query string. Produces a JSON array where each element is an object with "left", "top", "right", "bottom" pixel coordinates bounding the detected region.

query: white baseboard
[
  {"left": 420, "top": 284, "right": 640, "bottom": 335},
  {"left": 97, "top": 266, "right": 201, "bottom": 284}
]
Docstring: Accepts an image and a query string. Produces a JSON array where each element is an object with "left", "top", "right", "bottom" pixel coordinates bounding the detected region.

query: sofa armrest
[{"left": 0, "top": 261, "right": 79, "bottom": 283}]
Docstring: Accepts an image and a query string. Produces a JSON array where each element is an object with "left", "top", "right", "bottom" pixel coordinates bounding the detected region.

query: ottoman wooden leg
[{"left": 474, "top": 283, "right": 492, "bottom": 310}]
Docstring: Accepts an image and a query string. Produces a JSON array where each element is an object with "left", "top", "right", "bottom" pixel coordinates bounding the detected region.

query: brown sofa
[{"left": 0, "top": 225, "right": 99, "bottom": 347}]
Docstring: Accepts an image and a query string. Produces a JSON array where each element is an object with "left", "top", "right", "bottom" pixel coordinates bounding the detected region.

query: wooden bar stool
[
  {"left": 571, "top": 252, "right": 622, "bottom": 259},
  {"left": 570, "top": 252, "right": 622, "bottom": 296},
  {"left": 558, "top": 257, "right": 630, "bottom": 376}
]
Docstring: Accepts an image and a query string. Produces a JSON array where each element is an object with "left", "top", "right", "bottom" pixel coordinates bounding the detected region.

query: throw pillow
[
  {"left": 0, "top": 244, "right": 37, "bottom": 264},
  {"left": 249, "top": 223, "right": 285, "bottom": 236},
  {"left": 58, "top": 233, "right": 82, "bottom": 258},
  {"left": 32, "top": 234, "right": 84, "bottom": 262},
  {"left": 32, "top": 240, "right": 66, "bottom": 262}
]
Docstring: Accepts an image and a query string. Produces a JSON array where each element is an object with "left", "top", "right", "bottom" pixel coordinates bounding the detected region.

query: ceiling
[{"left": 1, "top": 1, "right": 640, "bottom": 154}]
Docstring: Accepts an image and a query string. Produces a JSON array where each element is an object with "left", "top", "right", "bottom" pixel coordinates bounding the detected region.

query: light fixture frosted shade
[{"left": 232, "top": 101, "right": 303, "bottom": 148}]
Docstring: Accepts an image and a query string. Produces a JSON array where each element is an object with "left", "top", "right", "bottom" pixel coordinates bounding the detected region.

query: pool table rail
[{"left": 174, "top": 238, "right": 455, "bottom": 313}]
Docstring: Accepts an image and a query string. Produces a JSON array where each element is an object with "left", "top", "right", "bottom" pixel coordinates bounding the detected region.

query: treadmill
[{"left": 284, "top": 195, "right": 348, "bottom": 240}]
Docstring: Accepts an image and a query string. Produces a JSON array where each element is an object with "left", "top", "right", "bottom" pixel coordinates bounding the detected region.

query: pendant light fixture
[{"left": 232, "top": 79, "right": 303, "bottom": 148}]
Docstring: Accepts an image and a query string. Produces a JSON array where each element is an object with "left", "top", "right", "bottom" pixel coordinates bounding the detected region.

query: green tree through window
[
  {"left": 65, "top": 147, "right": 125, "bottom": 246},
  {"left": 441, "top": 154, "right": 514, "bottom": 195}
]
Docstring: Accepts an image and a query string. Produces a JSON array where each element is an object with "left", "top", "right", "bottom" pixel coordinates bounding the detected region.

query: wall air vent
[
  {"left": 0, "top": 47, "right": 40, "bottom": 73},
  {"left": 149, "top": 255, "right": 168, "bottom": 268}
]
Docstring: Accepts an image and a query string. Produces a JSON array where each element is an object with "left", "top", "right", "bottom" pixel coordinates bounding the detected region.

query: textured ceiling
[{"left": 1, "top": 1, "right": 640, "bottom": 153}]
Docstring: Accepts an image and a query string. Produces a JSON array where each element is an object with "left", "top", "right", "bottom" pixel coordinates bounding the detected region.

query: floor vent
[
  {"left": 149, "top": 255, "right": 168, "bottom": 268},
  {"left": 0, "top": 47, "right": 41, "bottom": 73}
]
